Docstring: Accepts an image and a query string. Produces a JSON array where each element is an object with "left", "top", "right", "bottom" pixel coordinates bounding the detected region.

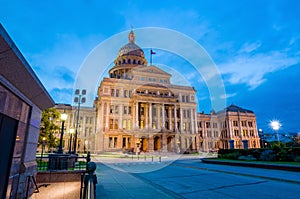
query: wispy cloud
[
  {"left": 220, "top": 93, "right": 237, "bottom": 99},
  {"left": 218, "top": 42, "right": 300, "bottom": 89}
]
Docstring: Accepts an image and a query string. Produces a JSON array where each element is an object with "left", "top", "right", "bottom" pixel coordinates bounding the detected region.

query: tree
[{"left": 39, "top": 108, "right": 60, "bottom": 151}]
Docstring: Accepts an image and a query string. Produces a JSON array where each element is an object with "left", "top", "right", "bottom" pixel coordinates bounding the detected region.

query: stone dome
[
  {"left": 113, "top": 30, "right": 148, "bottom": 67},
  {"left": 118, "top": 42, "right": 145, "bottom": 57}
]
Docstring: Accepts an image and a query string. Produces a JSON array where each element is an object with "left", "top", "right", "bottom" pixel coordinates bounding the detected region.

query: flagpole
[{"left": 150, "top": 49, "right": 152, "bottom": 66}]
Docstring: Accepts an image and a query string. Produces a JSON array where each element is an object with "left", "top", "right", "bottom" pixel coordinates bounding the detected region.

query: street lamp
[
  {"left": 176, "top": 139, "right": 181, "bottom": 154},
  {"left": 270, "top": 120, "right": 281, "bottom": 143},
  {"left": 73, "top": 89, "right": 86, "bottom": 154},
  {"left": 40, "top": 137, "right": 46, "bottom": 161},
  {"left": 258, "top": 129, "right": 264, "bottom": 148},
  {"left": 68, "top": 128, "right": 75, "bottom": 154},
  {"left": 57, "top": 112, "right": 68, "bottom": 154}
]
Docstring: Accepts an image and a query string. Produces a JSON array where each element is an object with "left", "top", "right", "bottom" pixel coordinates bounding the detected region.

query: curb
[{"left": 201, "top": 158, "right": 300, "bottom": 172}]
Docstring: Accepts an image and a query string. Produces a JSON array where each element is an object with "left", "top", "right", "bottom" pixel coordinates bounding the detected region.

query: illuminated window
[
  {"left": 127, "top": 120, "right": 131, "bottom": 130},
  {"left": 123, "top": 119, "right": 127, "bottom": 129}
]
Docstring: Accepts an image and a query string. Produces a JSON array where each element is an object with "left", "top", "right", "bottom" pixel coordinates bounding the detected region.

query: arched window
[
  {"left": 118, "top": 61, "right": 121, "bottom": 65},
  {"left": 138, "top": 60, "right": 141, "bottom": 65},
  {"left": 133, "top": 59, "right": 136, "bottom": 64},
  {"left": 123, "top": 59, "right": 125, "bottom": 64},
  {"left": 128, "top": 59, "right": 131, "bottom": 64}
]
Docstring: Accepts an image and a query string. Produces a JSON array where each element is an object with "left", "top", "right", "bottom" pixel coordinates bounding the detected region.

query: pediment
[{"left": 133, "top": 66, "right": 171, "bottom": 76}]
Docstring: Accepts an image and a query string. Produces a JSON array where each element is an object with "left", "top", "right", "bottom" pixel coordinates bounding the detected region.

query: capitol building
[{"left": 56, "top": 30, "right": 261, "bottom": 154}]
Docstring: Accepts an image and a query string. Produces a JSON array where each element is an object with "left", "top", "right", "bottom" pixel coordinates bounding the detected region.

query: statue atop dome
[{"left": 128, "top": 30, "right": 135, "bottom": 43}]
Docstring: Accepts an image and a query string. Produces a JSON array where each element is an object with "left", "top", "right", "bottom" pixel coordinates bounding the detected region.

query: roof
[
  {"left": 0, "top": 23, "right": 54, "bottom": 110},
  {"left": 221, "top": 104, "right": 254, "bottom": 114}
]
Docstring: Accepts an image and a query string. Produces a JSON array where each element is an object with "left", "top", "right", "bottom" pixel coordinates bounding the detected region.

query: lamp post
[
  {"left": 270, "top": 120, "right": 281, "bottom": 143},
  {"left": 68, "top": 128, "right": 75, "bottom": 154},
  {"left": 176, "top": 139, "right": 181, "bottom": 154},
  {"left": 40, "top": 137, "right": 46, "bottom": 161},
  {"left": 73, "top": 89, "right": 86, "bottom": 154},
  {"left": 58, "top": 112, "right": 68, "bottom": 154},
  {"left": 258, "top": 129, "right": 264, "bottom": 148}
]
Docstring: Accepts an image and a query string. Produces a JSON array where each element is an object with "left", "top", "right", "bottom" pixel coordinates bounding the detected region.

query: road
[{"left": 95, "top": 158, "right": 300, "bottom": 199}]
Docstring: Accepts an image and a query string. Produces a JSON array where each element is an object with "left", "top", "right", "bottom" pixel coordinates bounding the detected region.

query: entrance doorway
[
  {"left": 154, "top": 136, "right": 161, "bottom": 151},
  {"left": 167, "top": 136, "right": 174, "bottom": 152}
]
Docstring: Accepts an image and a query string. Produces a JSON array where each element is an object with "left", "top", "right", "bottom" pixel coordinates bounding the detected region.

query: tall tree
[{"left": 39, "top": 108, "right": 60, "bottom": 150}]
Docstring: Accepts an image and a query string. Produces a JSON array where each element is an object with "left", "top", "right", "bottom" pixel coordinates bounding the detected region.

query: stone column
[
  {"left": 148, "top": 136, "right": 154, "bottom": 152},
  {"left": 149, "top": 103, "right": 152, "bottom": 129},
  {"left": 180, "top": 107, "right": 183, "bottom": 133},
  {"left": 119, "top": 104, "right": 123, "bottom": 130},
  {"left": 145, "top": 103, "right": 149, "bottom": 129},
  {"left": 168, "top": 106, "right": 172, "bottom": 130},
  {"left": 162, "top": 104, "right": 165, "bottom": 128},
  {"left": 157, "top": 104, "right": 161, "bottom": 129},
  {"left": 162, "top": 134, "right": 168, "bottom": 152},
  {"left": 174, "top": 105, "right": 177, "bottom": 132},
  {"left": 135, "top": 102, "right": 139, "bottom": 129},
  {"left": 191, "top": 108, "right": 194, "bottom": 134},
  {"left": 105, "top": 103, "right": 109, "bottom": 130}
]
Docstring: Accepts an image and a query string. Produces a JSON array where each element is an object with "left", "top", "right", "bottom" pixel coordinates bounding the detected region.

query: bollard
[
  {"left": 159, "top": 156, "right": 161, "bottom": 162},
  {"left": 138, "top": 155, "right": 139, "bottom": 160},
  {"left": 152, "top": 156, "right": 153, "bottom": 162},
  {"left": 144, "top": 154, "right": 146, "bottom": 161}
]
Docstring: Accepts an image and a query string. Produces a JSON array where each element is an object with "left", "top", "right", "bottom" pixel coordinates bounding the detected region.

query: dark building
[{"left": 0, "top": 24, "right": 54, "bottom": 198}]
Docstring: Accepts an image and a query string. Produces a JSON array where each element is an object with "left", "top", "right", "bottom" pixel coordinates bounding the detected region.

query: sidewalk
[
  {"left": 30, "top": 182, "right": 81, "bottom": 199},
  {"left": 95, "top": 163, "right": 180, "bottom": 199}
]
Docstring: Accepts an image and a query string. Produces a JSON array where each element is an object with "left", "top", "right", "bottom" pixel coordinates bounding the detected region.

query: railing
[
  {"left": 36, "top": 154, "right": 88, "bottom": 171},
  {"left": 81, "top": 162, "right": 97, "bottom": 199}
]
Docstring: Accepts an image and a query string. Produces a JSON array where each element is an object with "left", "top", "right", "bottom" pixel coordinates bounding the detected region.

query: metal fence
[{"left": 36, "top": 154, "right": 88, "bottom": 171}]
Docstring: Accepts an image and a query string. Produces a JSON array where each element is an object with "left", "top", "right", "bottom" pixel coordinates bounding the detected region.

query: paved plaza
[{"left": 32, "top": 154, "right": 300, "bottom": 199}]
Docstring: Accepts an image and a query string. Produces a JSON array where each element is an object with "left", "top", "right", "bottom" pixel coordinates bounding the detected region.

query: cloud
[
  {"left": 218, "top": 46, "right": 300, "bottom": 89},
  {"left": 239, "top": 41, "right": 261, "bottom": 53},
  {"left": 220, "top": 93, "right": 237, "bottom": 99}
]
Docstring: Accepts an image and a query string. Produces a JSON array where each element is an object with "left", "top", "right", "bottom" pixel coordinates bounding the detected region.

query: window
[
  {"left": 183, "top": 122, "right": 186, "bottom": 130},
  {"left": 242, "top": 129, "right": 248, "bottom": 136},
  {"left": 124, "top": 90, "right": 128, "bottom": 98},
  {"left": 234, "top": 130, "right": 239, "bottom": 137},
  {"left": 248, "top": 121, "right": 253, "bottom": 127},
  {"left": 128, "top": 106, "right": 131, "bottom": 114},
  {"left": 191, "top": 96, "right": 194, "bottom": 101},
  {"left": 115, "top": 105, "right": 119, "bottom": 114},
  {"left": 109, "top": 119, "right": 113, "bottom": 130},
  {"left": 109, "top": 137, "right": 113, "bottom": 148},
  {"left": 129, "top": 91, "right": 132, "bottom": 97},
  {"left": 206, "top": 122, "right": 211, "bottom": 128},
  {"left": 241, "top": 121, "right": 247, "bottom": 127},
  {"left": 127, "top": 120, "right": 131, "bottom": 130},
  {"left": 183, "top": 110, "right": 186, "bottom": 118},
  {"left": 213, "top": 123, "right": 218, "bottom": 128},
  {"left": 140, "top": 107, "right": 144, "bottom": 115},
  {"left": 186, "top": 96, "right": 189, "bottom": 102},
  {"left": 182, "top": 96, "right": 185, "bottom": 102},
  {"left": 111, "top": 89, "right": 115, "bottom": 97},
  {"left": 122, "top": 119, "right": 127, "bottom": 129},
  {"left": 233, "top": 121, "right": 238, "bottom": 127},
  {"left": 123, "top": 106, "right": 127, "bottom": 114},
  {"left": 114, "top": 137, "right": 117, "bottom": 148},
  {"left": 116, "top": 89, "right": 119, "bottom": 97},
  {"left": 110, "top": 105, "right": 114, "bottom": 114},
  {"left": 187, "top": 110, "right": 190, "bottom": 118},
  {"left": 198, "top": 122, "right": 202, "bottom": 128}
]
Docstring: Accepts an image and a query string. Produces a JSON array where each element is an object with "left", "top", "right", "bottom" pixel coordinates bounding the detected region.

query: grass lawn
[{"left": 210, "top": 158, "right": 300, "bottom": 166}]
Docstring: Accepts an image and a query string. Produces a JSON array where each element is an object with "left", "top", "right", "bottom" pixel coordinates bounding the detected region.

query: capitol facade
[{"left": 56, "top": 30, "right": 261, "bottom": 154}]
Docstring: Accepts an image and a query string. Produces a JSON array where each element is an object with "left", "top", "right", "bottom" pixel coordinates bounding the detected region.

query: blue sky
[{"left": 1, "top": 0, "right": 300, "bottom": 133}]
